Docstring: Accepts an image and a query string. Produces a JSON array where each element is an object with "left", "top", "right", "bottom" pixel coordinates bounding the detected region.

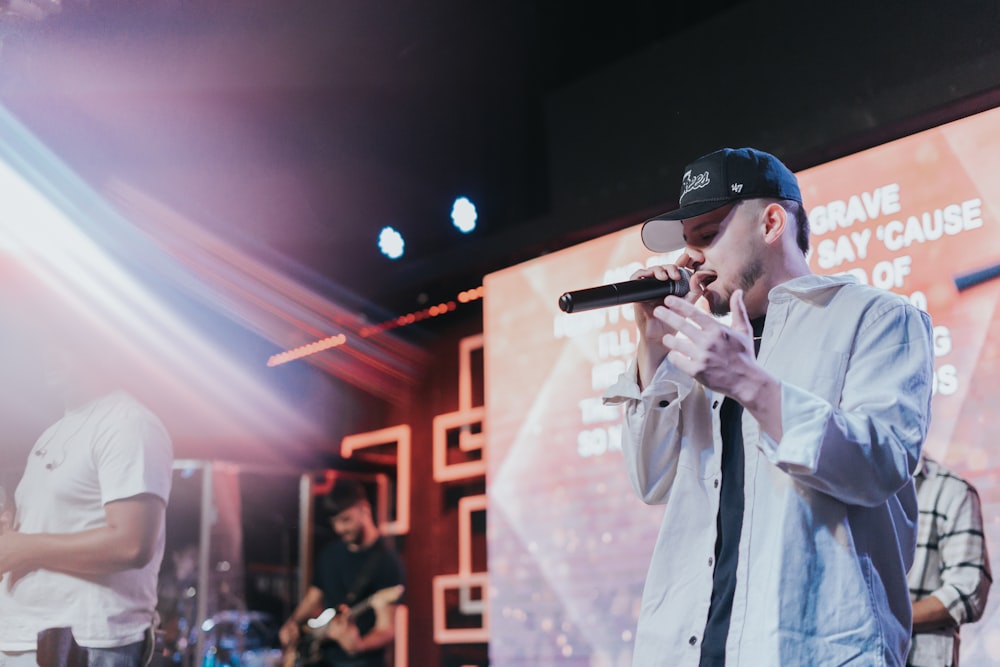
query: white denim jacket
[{"left": 604, "top": 274, "right": 934, "bottom": 667}]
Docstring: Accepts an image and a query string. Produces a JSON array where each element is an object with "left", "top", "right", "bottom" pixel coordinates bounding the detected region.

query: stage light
[
  {"left": 451, "top": 196, "right": 477, "bottom": 233},
  {"left": 378, "top": 226, "right": 404, "bottom": 259},
  {"left": 0, "top": 106, "right": 327, "bottom": 457}
]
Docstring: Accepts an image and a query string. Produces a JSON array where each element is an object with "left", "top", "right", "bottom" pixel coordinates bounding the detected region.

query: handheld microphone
[{"left": 558, "top": 269, "right": 691, "bottom": 313}]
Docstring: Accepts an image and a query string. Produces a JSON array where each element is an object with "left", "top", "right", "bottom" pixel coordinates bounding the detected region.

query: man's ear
[{"left": 761, "top": 202, "right": 788, "bottom": 246}]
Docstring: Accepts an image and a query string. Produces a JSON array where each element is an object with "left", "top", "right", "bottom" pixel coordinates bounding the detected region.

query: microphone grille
[{"left": 673, "top": 268, "right": 693, "bottom": 296}]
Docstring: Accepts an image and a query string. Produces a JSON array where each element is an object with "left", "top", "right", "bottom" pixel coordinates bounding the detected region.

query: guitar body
[{"left": 281, "top": 585, "right": 403, "bottom": 667}]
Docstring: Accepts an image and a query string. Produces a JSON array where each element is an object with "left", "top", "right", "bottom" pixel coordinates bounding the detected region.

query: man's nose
[{"left": 684, "top": 247, "right": 705, "bottom": 268}]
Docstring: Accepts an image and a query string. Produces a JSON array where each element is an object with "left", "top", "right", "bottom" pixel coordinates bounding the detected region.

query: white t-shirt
[{"left": 0, "top": 390, "right": 173, "bottom": 650}]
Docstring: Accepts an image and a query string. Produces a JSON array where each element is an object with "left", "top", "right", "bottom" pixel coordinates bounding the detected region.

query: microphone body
[{"left": 558, "top": 269, "right": 691, "bottom": 313}]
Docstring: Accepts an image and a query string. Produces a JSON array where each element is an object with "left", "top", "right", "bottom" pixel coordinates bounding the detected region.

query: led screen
[{"left": 485, "top": 106, "right": 1000, "bottom": 665}]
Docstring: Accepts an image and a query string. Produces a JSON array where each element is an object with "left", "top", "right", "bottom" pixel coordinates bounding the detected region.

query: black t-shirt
[
  {"left": 699, "top": 316, "right": 765, "bottom": 666},
  {"left": 310, "top": 537, "right": 406, "bottom": 666}
]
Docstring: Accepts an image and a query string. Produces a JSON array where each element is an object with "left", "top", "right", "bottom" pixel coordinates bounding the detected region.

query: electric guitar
[{"left": 282, "top": 584, "right": 404, "bottom": 667}]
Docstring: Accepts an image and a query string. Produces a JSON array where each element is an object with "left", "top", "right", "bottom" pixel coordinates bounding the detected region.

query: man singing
[{"left": 604, "top": 147, "right": 934, "bottom": 666}]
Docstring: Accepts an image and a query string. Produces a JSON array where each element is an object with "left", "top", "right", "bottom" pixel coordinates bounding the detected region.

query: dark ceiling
[{"left": 0, "top": 0, "right": 744, "bottom": 318}]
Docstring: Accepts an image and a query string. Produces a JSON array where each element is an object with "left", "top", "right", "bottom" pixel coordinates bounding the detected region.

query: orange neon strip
[
  {"left": 266, "top": 333, "right": 347, "bottom": 366},
  {"left": 268, "top": 285, "right": 484, "bottom": 366}
]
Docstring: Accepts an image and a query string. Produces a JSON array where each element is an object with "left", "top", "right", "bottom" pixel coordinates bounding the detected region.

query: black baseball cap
[{"left": 641, "top": 147, "right": 802, "bottom": 252}]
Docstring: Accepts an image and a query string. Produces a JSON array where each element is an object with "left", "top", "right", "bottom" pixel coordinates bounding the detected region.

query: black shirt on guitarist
[{"left": 311, "top": 537, "right": 405, "bottom": 667}]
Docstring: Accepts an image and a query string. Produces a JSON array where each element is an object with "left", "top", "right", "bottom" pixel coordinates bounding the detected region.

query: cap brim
[{"left": 640, "top": 199, "right": 733, "bottom": 252}]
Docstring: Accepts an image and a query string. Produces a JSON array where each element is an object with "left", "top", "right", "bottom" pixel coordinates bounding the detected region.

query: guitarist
[{"left": 280, "top": 479, "right": 405, "bottom": 667}]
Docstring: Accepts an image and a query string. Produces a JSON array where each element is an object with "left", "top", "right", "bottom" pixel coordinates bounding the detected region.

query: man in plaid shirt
[{"left": 907, "top": 454, "right": 992, "bottom": 666}]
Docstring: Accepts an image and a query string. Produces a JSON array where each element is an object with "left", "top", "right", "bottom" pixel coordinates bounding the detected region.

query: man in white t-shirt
[{"left": 0, "top": 332, "right": 173, "bottom": 667}]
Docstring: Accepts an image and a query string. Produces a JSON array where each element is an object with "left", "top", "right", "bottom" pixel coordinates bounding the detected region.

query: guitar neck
[{"left": 346, "top": 595, "right": 374, "bottom": 619}]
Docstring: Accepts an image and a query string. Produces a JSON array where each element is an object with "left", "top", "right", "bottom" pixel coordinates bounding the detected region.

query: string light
[
  {"left": 267, "top": 285, "right": 484, "bottom": 366},
  {"left": 359, "top": 284, "right": 484, "bottom": 337},
  {"left": 267, "top": 333, "right": 347, "bottom": 367}
]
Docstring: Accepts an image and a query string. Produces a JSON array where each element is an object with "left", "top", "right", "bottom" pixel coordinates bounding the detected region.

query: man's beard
[
  {"left": 340, "top": 529, "right": 363, "bottom": 546},
  {"left": 708, "top": 254, "right": 764, "bottom": 316}
]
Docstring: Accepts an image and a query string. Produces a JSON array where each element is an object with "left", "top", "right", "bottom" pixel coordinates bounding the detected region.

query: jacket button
[
  {"left": 658, "top": 399, "right": 670, "bottom": 408},
  {"left": 689, "top": 636, "right": 698, "bottom": 646}
]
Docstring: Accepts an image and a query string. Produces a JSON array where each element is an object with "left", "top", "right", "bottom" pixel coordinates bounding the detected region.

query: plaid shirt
[{"left": 907, "top": 456, "right": 992, "bottom": 667}]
